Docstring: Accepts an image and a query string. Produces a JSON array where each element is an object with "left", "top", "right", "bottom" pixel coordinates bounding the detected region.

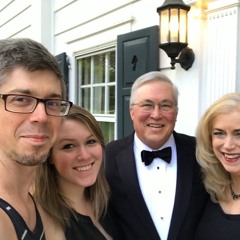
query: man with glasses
[
  {"left": 0, "top": 38, "right": 72, "bottom": 239},
  {"left": 105, "top": 71, "right": 208, "bottom": 240}
]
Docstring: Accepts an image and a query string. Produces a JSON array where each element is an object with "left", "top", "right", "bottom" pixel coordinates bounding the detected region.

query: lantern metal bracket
[
  {"left": 160, "top": 42, "right": 195, "bottom": 70},
  {"left": 171, "top": 47, "right": 195, "bottom": 70}
]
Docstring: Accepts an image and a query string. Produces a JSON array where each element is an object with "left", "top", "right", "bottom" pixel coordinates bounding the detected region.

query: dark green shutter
[
  {"left": 55, "top": 52, "right": 69, "bottom": 99},
  {"left": 117, "top": 25, "right": 159, "bottom": 139}
]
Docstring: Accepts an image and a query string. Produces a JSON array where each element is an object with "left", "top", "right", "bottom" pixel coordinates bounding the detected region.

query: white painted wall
[{"left": 0, "top": 0, "right": 239, "bottom": 138}]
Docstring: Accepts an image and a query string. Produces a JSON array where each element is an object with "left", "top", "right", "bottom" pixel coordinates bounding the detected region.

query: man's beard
[{"left": 7, "top": 150, "right": 49, "bottom": 166}]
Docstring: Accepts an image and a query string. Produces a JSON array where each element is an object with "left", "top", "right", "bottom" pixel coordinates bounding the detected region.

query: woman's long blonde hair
[{"left": 196, "top": 92, "right": 240, "bottom": 202}]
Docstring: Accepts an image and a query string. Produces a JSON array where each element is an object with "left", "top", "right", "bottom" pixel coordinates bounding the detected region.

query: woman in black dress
[
  {"left": 34, "top": 104, "right": 114, "bottom": 240},
  {"left": 195, "top": 92, "right": 240, "bottom": 240}
]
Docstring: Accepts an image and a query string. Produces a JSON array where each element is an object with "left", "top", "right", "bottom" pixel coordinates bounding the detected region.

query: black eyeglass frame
[{"left": 0, "top": 94, "right": 72, "bottom": 117}]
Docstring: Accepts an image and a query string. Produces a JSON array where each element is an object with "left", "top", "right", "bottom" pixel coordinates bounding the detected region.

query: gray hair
[{"left": 129, "top": 71, "right": 179, "bottom": 106}]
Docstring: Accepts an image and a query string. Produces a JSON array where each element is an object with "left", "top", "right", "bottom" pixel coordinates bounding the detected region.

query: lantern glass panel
[
  {"left": 179, "top": 9, "right": 187, "bottom": 43},
  {"left": 169, "top": 8, "right": 179, "bottom": 42},
  {"left": 160, "top": 9, "right": 169, "bottom": 44}
]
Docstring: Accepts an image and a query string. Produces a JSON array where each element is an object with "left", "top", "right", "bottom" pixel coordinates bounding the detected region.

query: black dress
[
  {"left": 194, "top": 199, "right": 240, "bottom": 240},
  {"left": 65, "top": 211, "right": 110, "bottom": 240}
]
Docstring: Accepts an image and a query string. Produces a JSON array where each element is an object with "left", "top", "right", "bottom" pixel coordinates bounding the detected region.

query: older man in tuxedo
[{"left": 105, "top": 71, "right": 208, "bottom": 240}]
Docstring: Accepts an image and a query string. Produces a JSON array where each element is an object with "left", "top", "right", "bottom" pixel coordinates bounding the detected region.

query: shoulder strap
[{"left": 0, "top": 197, "right": 45, "bottom": 240}]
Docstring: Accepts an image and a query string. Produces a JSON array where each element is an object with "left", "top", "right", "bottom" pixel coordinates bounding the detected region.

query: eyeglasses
[
  {"left": 0, "top": 94, "right": 72, "bottom": 117},
  {"left": 132, "top": 101, "right": 177, "bottom": 113}
]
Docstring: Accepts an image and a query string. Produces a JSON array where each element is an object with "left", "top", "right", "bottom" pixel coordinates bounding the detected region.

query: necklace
[{"left": 230, "top": 185, "right": 240, "bottom": 200}]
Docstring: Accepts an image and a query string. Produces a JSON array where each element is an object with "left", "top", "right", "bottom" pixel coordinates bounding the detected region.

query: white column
[
  {"left": 199, "top": 0, "right": 240, "bottom": 116},
  {"left": 31, "top": 0, "right": 53, "bottom": 51}
]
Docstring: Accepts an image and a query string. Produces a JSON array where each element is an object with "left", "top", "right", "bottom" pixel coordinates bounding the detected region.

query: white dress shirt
[{"left": 134, "top": 133, "right": 177, "bottom": 240}]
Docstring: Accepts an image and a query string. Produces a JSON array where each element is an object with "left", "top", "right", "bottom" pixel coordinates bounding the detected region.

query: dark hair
[{"left": 0, "top": 38, "right": 66, "bottom": 99}]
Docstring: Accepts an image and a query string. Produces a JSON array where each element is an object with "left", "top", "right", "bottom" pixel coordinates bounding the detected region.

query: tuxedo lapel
[
  {"left": 116, "top": 135, "right": 160, "bottom": 239},
  {"left": 167, "top": 132, "right": 195, "bottom": 240}
]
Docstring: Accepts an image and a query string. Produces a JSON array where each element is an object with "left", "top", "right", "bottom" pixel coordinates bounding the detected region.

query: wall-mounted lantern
[{"left": 157, "top": 0, "right": 195, "bottom": 70}]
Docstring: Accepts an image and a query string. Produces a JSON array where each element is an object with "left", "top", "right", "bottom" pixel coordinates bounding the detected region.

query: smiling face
[
  {"left": 130, "top": 80, "right": 178, "bottom": 149},
  {"left": 212, "top": 109, "right": 240, "bottom": 176},
  {"left": 51, "top": 118, "right": 103, "bottom": 193},
  {"left": 0, "top": 68, "right": 63, "bottom": 166}
]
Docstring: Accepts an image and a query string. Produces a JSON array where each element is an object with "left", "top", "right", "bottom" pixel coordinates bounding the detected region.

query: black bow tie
[{"left": 141, "top": 147, "right": 172, "bottom": 166}]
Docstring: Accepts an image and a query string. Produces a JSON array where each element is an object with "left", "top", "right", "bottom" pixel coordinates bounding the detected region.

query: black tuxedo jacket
[{"left": 104, "top": 131, "right": 208, "bottom": 240}]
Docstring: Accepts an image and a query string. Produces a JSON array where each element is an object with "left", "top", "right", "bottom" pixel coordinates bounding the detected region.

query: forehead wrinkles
[{"left": 136, "top": 83, "right": 175, "bottom": 102}]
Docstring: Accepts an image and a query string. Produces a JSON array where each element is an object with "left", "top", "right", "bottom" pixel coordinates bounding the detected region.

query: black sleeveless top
[
  {"left": 194, "top": 199, "right": 240, "bottom": 240},
  {"left": 65, "top": 211, "right": 108, "bottom": 240},
  {"left": 0, "top": 195, "right": 45, "bottom": 240}
]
